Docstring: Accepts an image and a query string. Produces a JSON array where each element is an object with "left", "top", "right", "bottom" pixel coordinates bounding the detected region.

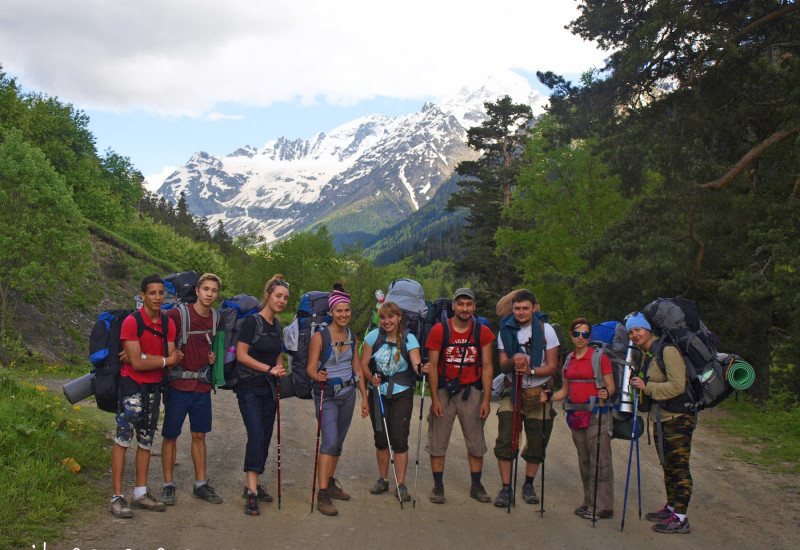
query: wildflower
[{"left": 73, "top": 405, "right": 81, "bottom": 411}]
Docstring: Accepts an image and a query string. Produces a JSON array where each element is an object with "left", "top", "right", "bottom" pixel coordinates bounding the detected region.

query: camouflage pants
[
  {"left": 654, "top": 414, "right": 696, "bottom": 514},
  {"left": 115, "top": 390, "right": 160, "bottom": 450}
]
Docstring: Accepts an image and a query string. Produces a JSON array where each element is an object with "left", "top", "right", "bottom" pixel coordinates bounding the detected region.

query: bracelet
[{"left": 162, "top": 357, "right": 166, "bottom": 368}]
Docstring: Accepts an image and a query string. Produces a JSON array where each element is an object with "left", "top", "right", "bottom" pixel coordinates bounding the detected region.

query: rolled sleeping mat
[
  {"left": 727, "top": 359, "right": 755, "bottom": 391},
  {"left": 212, "top": 330, "right": 226, "bottom": 387},
  {"left": 62, "top": 372, "right": 95, "bottom": 404}
]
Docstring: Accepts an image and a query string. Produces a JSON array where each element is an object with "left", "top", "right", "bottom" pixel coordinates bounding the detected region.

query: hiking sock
[
  {"left": 133, "top": 486, "right": 147, "bottom": 499},
  {"left": 111, "top": 494, "right": 124, "bottom": 503},
  {"left": 194, "top": 480, "right": 208, "bottom": 489},
  {"left": 163, "top": 481, "right": 175, "bottom": 488},
  {"left": 503, "top": 484, "right": 511, "bottom": 490},
  {"left": 675, "top": 513, "right": 686, "bottom": 521},
  {"left": 433, "top": 472, "right": 444, "bottom": 487},
  {"left": 668, "top": 505, "right": 675, "bottom": 512},
  {"left": 470, "top": 472, "right": 482, "bottom": 486},
  {"left": 525, "top": 476, "right": 534, "bottom": 486}
]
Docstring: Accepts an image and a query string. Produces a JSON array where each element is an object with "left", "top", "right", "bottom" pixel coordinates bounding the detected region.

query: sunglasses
[{"left": 571, "top": 330, "right": 590, "bottom": 339}]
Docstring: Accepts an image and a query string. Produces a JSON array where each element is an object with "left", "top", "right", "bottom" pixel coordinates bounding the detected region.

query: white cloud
[
  {"left": 0, "top": 0, "right": 607, "bottom": 116},
  {"left": 205, "top": 112, "right": 245, "bottom": 121},
  {"left": 144, "top": 166, "right": 180, "bottom": 193}
]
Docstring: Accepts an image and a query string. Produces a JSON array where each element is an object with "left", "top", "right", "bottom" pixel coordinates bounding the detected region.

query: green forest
[{"left": 1, "top": 0, "right": 799, "bottom": 410}]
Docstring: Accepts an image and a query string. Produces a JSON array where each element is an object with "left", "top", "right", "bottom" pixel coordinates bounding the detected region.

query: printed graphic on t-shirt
[{"left": 443, "top": 337, "right": 478, "bottom": 369}]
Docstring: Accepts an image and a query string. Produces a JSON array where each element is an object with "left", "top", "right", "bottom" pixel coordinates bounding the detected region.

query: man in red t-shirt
[
  {"left": 160, "top": 273, "right": 223, "bottom": 506},
  {"left": 425, "top": 288, "right": 495, "bottom": 505},
  {"left": 110, "top": 275, "right": 178, "bottom": 519}
]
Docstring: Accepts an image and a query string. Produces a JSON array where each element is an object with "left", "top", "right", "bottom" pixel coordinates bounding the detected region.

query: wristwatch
[{"left": 530, "top": 367, "right": 536, "bottom": 376}]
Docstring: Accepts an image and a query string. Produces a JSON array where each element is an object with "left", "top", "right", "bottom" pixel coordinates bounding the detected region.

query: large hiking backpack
[
  {"left": 642, "top": 296, "right": 732, "bottom": 412},
  {"left": 218, "top": 294, "right": 262, "bottom": 390},
  {"left": 134, "top": 270, "right": 199, "bottom": 311},
  {"left": 385, "top": 279, "right": 428, "bottom": 357},
  {"left": 283, "top": 291, "right": 331, "bottom": 399},
  {"left": 88, "top": 309, "right": 167, "bottom": 412}
]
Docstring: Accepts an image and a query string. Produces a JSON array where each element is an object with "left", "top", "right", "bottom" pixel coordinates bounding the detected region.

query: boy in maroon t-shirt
[
  {"left": 109, "top": 275, "right": 179, "bottom": 519},
  {"left": 160, "top": 273, "right": 223, "bottom": 506}
]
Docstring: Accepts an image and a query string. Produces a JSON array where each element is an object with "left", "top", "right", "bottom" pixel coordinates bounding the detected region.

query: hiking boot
[
  {"left": 193, "top": 482, "right": 223, "bottom": 504},
  {"left": 244, "top": 492, "right": 259, "bottom": 516},
  {"left": 645, "top": 503, "right": 673, "bottom": 522},
  {"left": 131, "top": 490, "right": 166, "bottom": 512},
  {"left": 242, "top": 485, "right": 273, "bottom": 503},
  {"left": 522, "top": 482, "right": 539, "bottom": 504},
  {"left": 581, "top": 508, "right": 614, "bottom": 520},
  {"left": 429, "top": 485, "right": 445, "bottom": 504},
  {"left": 317, "top": 489, "right": 338, "bottom": 516},
  {"left": 574, "top": 504, "right": 589, "bottom": 516},
  {"left": 470, "top": 484, "right": 491, "bottom": 503},
  {"left": 370, "top": 478, "right": 389, "bottom": 494},
  {"left": 109, "top": 497, "right": 133, "bottom": 518},
  {"left": 493, "top": 486, "right": 512, "bottom": 508},
  {"left": 328, "top": 477, "right": 350, "bottom": 500},
  {"left": 397, "top": 483, "right": 411, "bottom": 503},
  {"left": 160, "top": 485, "right": 176, "bottom": 506},
  {"left": 652, "top": 513, "right": 691, "bottom": 534}
]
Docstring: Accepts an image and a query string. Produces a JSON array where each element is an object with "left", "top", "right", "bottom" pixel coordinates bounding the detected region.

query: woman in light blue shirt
[{"left": 360, "top": 301, "right": 427, "bottom": 502}]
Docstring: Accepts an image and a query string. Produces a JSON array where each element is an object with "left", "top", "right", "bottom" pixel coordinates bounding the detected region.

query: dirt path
[{"left": 43, "top": 385, "right": 799, "bottom": 550}]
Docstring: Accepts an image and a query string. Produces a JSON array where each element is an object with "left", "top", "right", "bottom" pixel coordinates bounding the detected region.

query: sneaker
[
  {"left": 370, "top": 478, "right": 389, "bottom": 494},
  {"left": 494, "top": 486, "right": 512, "bottom": 508},
  {"left": 160, "top": 485, "right": 176, "bottom": 506},
  {"left": 429, "top": 485, "right": 446, "bottom": 504},
  {"left": 645, "top": 503, "right": 674, "bottom": 522},
  {"left": 317, "top": 489, "right": 338, "bottom": 516},
  {"left": 244, "top": 492, "right": 259, "bottom": 516},
  {"left": 193, "top": 482, "right": 223, "bottom": 504},
  {"left": 581, "top": 508, "right": 614, "bottom": 519},
  {"left": 652, "top": 513, "right": 691, "bottom": 534},
  {"left": 328, "top": 477, "right": 350, "bottom": 500},
  {"left": 574, "top": 504, "right": 589, "bottom": 516},
  {"left": 131, "top": 490, "right": 166, "bottom": 512},
  {"left": 397, "top": 483, "right": 411, "bottom": 502},
  {"left": 109, "top": 496, "right": 133, "bottom": 518},
  {"left": 522, "top": 482, "right": 539, "bottom": 504},
  {"left": 470, "top": 484, "right": 491, "bottom": 503},
  {"left": 242, "top": 485, "right": 273, "bottom": 503}
]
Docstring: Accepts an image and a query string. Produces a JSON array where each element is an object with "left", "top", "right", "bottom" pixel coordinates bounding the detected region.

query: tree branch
[
  {"left": 791, "top": 174, "right": 800, "bottom": 200},
  {"left": 682, "top": 3, "right": 800, "bottom": 88},
  {"left": 681, "top": 206, "right": 706, "bottom": 291},
  {"left": 699, "top": 126, "right": 800, "bottom": 190}
]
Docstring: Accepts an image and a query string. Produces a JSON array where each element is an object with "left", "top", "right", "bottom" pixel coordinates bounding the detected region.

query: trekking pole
[
  {"left": 633, "top": 386, "right": 642, "bottom": 520},
  {"left": 277, "top": 382, "right": 282, "bottom": 511},
  {"left": 412, "top": 372, "right": 426, "bottom": 508},
  {"left": 311, "top": 374, "right": 326, "bottom": 514},
  {"left": 540, "top": 386, "right": 549, "bottom": 518},
  {"left": 621, "top": 371, "right": 636, "bottom": 531},
  {"left": 377, "top": 387, "right": 404, "bottom": 509},
  {"left": 592, "top": 397, "right": 605, "bottom": 528},
  {"left": 509, "top": 373, "right": 521, "bottom": 513}
]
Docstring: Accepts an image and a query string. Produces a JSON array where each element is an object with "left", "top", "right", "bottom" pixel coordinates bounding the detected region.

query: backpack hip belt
[
  {"left": 166, "top": 364, "right": 212, "bottom": 385},
  {"left": 326, "top": 376, "right": 357, "bottom": 396}
]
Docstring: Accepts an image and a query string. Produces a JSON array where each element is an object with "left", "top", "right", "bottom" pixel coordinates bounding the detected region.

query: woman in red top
[{"left": 541, "top": 318, "right": 615, "bottom": 520}]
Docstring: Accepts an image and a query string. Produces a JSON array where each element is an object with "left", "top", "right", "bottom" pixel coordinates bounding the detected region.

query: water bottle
[{"left": 375, "top": 289, "right": 385, "bottom": 303}]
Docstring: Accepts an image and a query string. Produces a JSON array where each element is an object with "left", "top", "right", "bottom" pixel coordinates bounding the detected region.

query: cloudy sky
[{"left": 0, "top": 0, "right": 607, "bottom": 189}]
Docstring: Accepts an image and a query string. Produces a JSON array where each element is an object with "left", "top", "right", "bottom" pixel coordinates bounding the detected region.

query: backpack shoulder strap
[
  {"left": 372, "top": 328, "right": 387, "bottom": 356},
  {"left": 177, "top": 303, "right": 190, "bottom": 349},
  {"left": 133, "top": 310, "right": 146, "bottom": 338},
  {"left": 211, "top": 308, "right": 219, "bottom": 338},
  {"left": 319, "top": 327, "right": 332, "bottom": 368},
  {"left": 562, "top": 351, "right": 574, "bottom": 376},
  {"left": 590, "top": 348, "right": 604, "bottom": 389}
]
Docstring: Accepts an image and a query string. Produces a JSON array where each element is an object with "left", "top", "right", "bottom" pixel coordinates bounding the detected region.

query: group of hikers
[{"left": 108, "top": 273, "right": 695, "bottom": 535}]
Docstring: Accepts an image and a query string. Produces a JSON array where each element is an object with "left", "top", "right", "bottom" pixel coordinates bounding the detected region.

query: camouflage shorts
[{"left": 115, "top": 391, "right": 159, "bottom": 450}]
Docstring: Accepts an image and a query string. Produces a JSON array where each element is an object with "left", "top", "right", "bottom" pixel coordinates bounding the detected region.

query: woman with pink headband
[{"left": 307, "top": 283, "right": 369, "bottom": 516}]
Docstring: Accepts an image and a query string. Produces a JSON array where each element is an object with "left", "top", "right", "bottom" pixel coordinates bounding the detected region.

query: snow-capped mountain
[{"left": 157, "top": 71, "right": 547, "bottom": 243}]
